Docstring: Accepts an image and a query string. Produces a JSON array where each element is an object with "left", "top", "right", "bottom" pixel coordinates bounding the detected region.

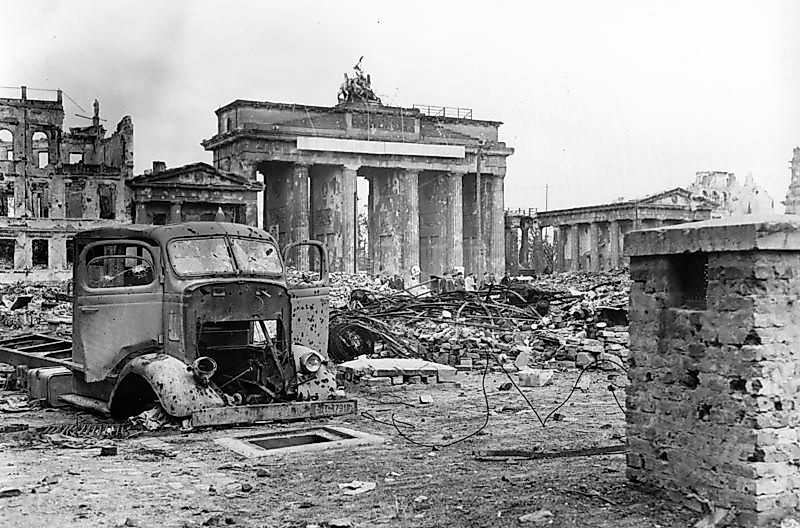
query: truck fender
[
  {"left": 293, "top": 344, "right": 338, "bottom": 400},
  {"left": 110, "top": 353, "right": 225, "bottom": 418}
]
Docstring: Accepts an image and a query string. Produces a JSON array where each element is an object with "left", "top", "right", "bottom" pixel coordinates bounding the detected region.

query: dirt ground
[{"left": 0, "top": 368, "right": 700, "bottom": 528}]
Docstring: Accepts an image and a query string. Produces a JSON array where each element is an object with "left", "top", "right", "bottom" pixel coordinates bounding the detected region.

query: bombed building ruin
[
  {"left": 783, "top": 147, "right": 800, "bottom": 215},
  {"left": 201, "top": 81, "right": 514, "bottom": 282},
  {"left": 129, "top": 161, "right": 262, "bottom": 226},
  {"left": 0, "top": 87, "right": 133, "bottom": 282}
]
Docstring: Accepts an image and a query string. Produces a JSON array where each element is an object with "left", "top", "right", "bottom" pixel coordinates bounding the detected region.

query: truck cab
[{"left": 1, "top": 222, "right": 355, "bottom": 427}]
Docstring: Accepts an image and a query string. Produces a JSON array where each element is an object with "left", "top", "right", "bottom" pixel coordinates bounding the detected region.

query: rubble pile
[
  {"left": 329, "top": 270, "right": 632, "bottom": 372},
  {"left": 328, "top": 272, "right": 394, "bottom": 308},
  {"left": 0, "top": 282, "right": 72, "bottom": 333}
]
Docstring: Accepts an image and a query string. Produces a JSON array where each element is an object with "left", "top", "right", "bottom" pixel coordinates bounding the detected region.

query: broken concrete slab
[{"left": 337, "top": 357, "right": 457, "bottom": 383}]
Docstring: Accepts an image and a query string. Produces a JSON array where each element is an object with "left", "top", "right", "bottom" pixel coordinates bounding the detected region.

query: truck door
[
  {"left": 283, "top": 241, "right": 329, "bottom": 355},
  {"left": 73, "top": 240, "right": 164, "bottom": 382}
]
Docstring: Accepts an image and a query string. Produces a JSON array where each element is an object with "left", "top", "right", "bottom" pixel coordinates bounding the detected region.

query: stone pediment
[{"left": 129, "top": 162, "right": 260, "bottom": 190}]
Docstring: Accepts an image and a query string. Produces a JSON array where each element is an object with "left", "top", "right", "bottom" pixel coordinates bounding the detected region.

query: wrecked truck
[{"left": 0, "top": 222, "right": 356, "bottom": 427}]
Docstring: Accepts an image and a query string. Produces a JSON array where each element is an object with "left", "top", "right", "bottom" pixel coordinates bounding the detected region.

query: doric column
[
  {"left": 418, "top": 170, "right": 464, "bottom": 278},
  {"left": 169, "top": 202, "right": 182, "bottom": 224},
  {"left": 341, "top": 165, "right": 358, "bottom": 273},
  {"left": 287, "top": 163, "right": 310, "bottom": 243},
  {"left": 589, "top": 222, "right": 600, "bottom": 271},
  {"left": 310, "top": 164, "right": 358, "bottom": 273},
  {"left": 553, "top": 226, "right": 562, "bottom": 272},
  {"left": 609, "top": 220, "right": 621, "bottom": 269},
  {"left": 569, "top": 224, "right": 579, "bottom": 272},
  {"left": 504, "top": 215, "right": 520, "bottom": 275},
  {"left": 489, "top": 175, "right": 505, "bottom": 276},
  {"left": 519, "top": 218, "right": 531, "bottom": 268},
  {"left": 368, "top": 168, "right": 419, "bottom": 282}
]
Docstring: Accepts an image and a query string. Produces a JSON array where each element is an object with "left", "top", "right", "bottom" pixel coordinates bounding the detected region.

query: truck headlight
[{"left": 300, "top": 352, "right": 323, "bottom": 374}]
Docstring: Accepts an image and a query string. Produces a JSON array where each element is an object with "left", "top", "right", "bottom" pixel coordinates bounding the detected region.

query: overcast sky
[{"left": 3, "top": 0, "right": 798, "bottom": 211}]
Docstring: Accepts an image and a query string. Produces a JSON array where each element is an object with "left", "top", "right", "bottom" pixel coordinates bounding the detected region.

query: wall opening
[
  {"left": 66, "top": 237, "right": 75, "bottom": 266},
  {"left": 30, "top": 182, "right": 49, "bottom": 218},
  {"left": 65, "top": 180, "right": 84, "bottom": 218},
  {"left": 668, "top": 253, "right": 708, "bottom": 309},
  {"left": 0, "top": 129, "right": 12, "bottom": 160},
  {"left": 69, "top": 152, "right": 83, "bottom": 164},
  {"left": 98, "top": 183, "right": 116, "bottom": 219},
  {"left": 356, "top": 172, "right": 369, "bottom": 273},
  {"left": 0, "top": 239, "right": 13, "bottom": 269},
  {"left": 32, "top": 239, "right": 49, "bottom": 268},
  {"left": 32, "top": 131, "right": 49, "bottom": 168},
  {"left": 0, "top": 184, "right": 11, "bottom": 216}
]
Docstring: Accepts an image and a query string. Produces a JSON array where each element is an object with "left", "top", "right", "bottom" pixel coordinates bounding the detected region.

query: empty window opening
[
  {"left": 668, "top": 253, "right": 708, "bottom": 309},
  {"left": 0, "top": 186, "right": 10, "bottom": 217},
  {"left": 66, "top": 238, "right": 75, "bottom": 266},
  {"left": 0, "top": 129, "right": 12, "bottom": 160},
  {"left": 65, "top": 181, "right": 84, "bottom": 218},
  {"left": 30, "top": 183, "right": 49, "bottom": 218},
  {"left": 98, "top": 184, "right": 116, "bottom": 219},
  {"left": 69, "top": 152, "right": 83, "bottom": 164},
  {"left": 32, "top": 131, "right": 49, "bottom": 168},
  {"left": 0, "top": 239, "right": 14, "bottom": 269},
  {"left": 32, "top": 239, "right": 49, "bottom": 268}
]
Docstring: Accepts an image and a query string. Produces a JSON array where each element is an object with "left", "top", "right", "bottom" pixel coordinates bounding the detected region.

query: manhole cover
[{"left": 215, "top": 425, "right": 384, "bottom": 458}]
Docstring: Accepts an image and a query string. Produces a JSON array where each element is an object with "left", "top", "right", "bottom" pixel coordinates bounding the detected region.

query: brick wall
[{"left": 627, "top": 250, "right": 800, "bottom": 525}]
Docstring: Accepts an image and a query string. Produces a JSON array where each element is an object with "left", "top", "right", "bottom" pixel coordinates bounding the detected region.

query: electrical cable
[
  {"left": 379, "top": 353, "right": 629, "bottom": 449},
  {"left": 387, "top": 345, "right": 492, "bottom": 449}
]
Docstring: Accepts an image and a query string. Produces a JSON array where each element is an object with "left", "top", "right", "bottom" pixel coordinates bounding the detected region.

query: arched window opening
[
  {"left": 0, "top": 129, "right": 13, "bottom": 161},
  {"left": 32, "top": 131, "right": 49, "bottom": 168}
]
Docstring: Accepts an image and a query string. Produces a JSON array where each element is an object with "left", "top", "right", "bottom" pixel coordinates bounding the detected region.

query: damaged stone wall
[
  {"left": 626, "top": 217, "right": 800, "bottom": 526},
  {"left": 0, "top": 87, "right": 133, "bottom": 282}
]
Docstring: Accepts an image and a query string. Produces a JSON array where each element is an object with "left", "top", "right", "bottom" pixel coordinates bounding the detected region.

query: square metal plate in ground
[{"left": 215, "top": 425, "right": 385, "bottom": 458}]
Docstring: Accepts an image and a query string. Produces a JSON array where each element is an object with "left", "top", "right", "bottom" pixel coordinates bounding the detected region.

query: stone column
[
  {"left": 169, "top": 202, "right": 182, "bottom": 224},
  {"left": 519, "top": 218, "right": 532, "bottom": 269},
  {"left": 589, "top": 222, "right": 600, "bottom": 271},
  {"left": 341, "top": 165, "right": 357, "bottom": 273},
  {"left": 368, "top": 168, "right": 419, "bottom": 282},
  {"left": 554, "top": 226, "right": 566, "bottom": 272},
  {"left": 504, "top": 215, "right": 520, "bottom": 276},
  {"left": 309, "top": 164, "right": 357, "bottom": 273},
  {"left": 490, "top": 175, "right": 505, "bottom": 276},
  {"left": 287, "top": 163, "right": 310, "bottom": 244},
  {"left": 569, "top": 224, "right": 579, "bottom": 272},
  {"left": 609, "top": 220, "right": 621, "bottom": 269},
  {"left": 419, "top": 170, "right": 463, "bottom": 278}
]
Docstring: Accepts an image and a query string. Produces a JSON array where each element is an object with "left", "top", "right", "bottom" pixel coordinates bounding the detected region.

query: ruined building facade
[
  {"left": 688, "top": 170, "right": 774, "bottom": 217},
  {"left": 0, "top": 87, "right": 133, "bottom": 282},
  {"left": 129, "top": 161, "right": 261, "bottom": 226},
  {"left": 783, "top": 147, "right": 800, "bottom": 215},
  {"left": 513, "top": 188, "right": 713, "bottom": 274},
  {"left": 202, "top": 100, "right": 513, "bottom": 281}
]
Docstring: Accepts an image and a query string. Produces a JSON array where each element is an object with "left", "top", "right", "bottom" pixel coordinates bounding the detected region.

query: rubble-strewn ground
[{"left": 1, "top": 370, "right": 700, "bottom": 528}]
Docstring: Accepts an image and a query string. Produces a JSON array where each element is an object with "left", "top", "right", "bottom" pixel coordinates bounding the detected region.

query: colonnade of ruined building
[
  {"left": 202, "top": 99, "right": 513, "bottom": 282},
  {"left": 506, "top": 170, "right": 780, "bottom": 275}
]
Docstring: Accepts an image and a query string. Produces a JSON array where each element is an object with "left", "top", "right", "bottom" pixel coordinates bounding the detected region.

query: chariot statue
[{"left": 337, "top": 56, "right": 382, "bottom": 105}]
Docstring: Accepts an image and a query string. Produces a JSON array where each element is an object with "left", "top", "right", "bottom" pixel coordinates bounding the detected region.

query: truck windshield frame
[{"left": 167, "top": 235, "right": 283, "bottom": 278}]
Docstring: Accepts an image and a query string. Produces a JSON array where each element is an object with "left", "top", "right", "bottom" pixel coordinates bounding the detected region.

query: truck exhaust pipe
[{"left": 190, "top": 356, "right": 217, "bottom": 386}]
